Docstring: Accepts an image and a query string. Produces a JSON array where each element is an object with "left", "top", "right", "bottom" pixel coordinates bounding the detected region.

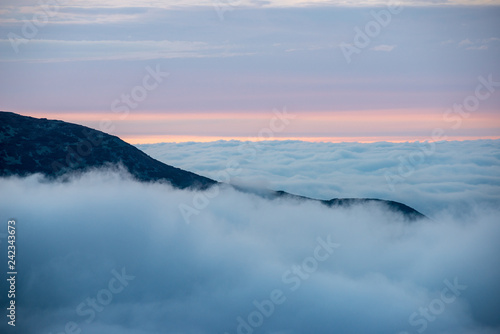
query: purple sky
[{"left": 0, "top": 1, "right": 499, "bottom": 142}]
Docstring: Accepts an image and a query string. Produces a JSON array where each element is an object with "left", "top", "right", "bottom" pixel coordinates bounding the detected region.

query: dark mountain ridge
[
  {"left": 0, "top": 111, "right": 426, "bottom": 220},
  {"left": 0, "top": 111, "right": 215, "bottom": 189}
]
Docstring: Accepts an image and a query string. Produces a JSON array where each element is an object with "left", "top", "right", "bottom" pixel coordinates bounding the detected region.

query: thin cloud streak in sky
[
  {"left": 2, "top": 0, "right": 500, "bottom": 14},
  {"left": 371, "top": 44, "right": 396, "bottom": 51},
  {"left": 0, "top": 39, "right": 249, "bottom": 62}
]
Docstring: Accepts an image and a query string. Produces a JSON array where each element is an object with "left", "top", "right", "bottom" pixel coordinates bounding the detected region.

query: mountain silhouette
[{"left": 0, "top": 111, "right": 215, "bottom": 189}]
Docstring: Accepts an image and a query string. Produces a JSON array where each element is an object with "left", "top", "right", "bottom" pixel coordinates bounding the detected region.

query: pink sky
[
  {"left": 19, "top": 109, "right": 500, "bottom": 144},
  {"left": 2, "top": 5, "right": 499, "bottom": 144}
]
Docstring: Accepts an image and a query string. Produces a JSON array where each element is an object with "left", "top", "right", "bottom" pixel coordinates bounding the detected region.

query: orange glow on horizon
[
  {"left": 12, "top": 109, "right": 500, "bottom": 145},
  {"left": 123, "top": 135, "right": 500, "bottom": 145}
]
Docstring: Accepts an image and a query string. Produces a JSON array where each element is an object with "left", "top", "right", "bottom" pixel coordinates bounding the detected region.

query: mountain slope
[
  {"left": 0, "top": 111, "right": 216, "bottom": 189},
  {"left": 0, "top": 111, "right": 425, "bottom": 220},
  {"left": 235, "top": 187, "right": 425, "bottom": 221}
]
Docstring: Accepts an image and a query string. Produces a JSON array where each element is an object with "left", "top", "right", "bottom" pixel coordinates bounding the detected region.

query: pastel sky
[{"left": 0, "top": 0, "right": 499, "bottom": 143}]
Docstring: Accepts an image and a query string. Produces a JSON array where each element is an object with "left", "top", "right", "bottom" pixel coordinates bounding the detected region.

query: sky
[{"left": 1, "top": 0, "right": 500, "bottom": 143}]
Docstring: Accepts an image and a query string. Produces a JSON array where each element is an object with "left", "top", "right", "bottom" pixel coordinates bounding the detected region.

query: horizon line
[{"left": 126, "top": 135, "right": 500, "bottom": 145}]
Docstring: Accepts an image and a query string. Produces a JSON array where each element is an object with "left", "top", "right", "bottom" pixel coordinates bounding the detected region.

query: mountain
[
  {"left": 0, "top": 111, "right": 426, "bottom": 220},
  {"left": 0, "top": 111, "right": 216, "bottom": 189},
  {"left": 236, "top": 187, "right": 426, "bottom": 221}
]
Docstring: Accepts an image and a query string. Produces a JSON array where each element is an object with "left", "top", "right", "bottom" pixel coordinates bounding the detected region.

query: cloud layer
[
  {"left": 138, "top": 139, "right": 500, "bottom": 217},
  {"left": 2, "top": 0, "right": 500, "bottom": 13},
  {"left": 0, "top": 167, "right": 499, "bottom": 334}
]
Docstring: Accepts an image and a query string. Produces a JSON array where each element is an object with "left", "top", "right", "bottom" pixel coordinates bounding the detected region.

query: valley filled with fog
[
  {"left": 138, "top": 139, "right": 500, "bottom": 216},
  {"left": 1, "top": 140, "right": 499, "bottom": 334}
]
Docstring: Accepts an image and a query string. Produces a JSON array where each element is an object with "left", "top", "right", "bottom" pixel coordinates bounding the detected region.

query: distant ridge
[{"left": 0, "top": 111, "right": 426, "bottom": 220}]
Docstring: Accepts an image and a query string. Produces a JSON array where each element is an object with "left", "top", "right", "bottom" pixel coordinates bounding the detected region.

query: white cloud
[
  {"left": 371, "top": 44, "right": 396, "bottom": 52},
  {"left": 0, "top": 168, "right": 499, "bottom": 333},
  {"left": 483, "top": 37, "right": 500, "bottom": 43},
  {"left": 458, "top": 39, "right": 473, "bottom": 46},
  {"left": 28, "top": 0, "right": 500, "bottom": 8},
  {"left": 137, "top": 140, "right": 500, "bottom": 216},
  {"left": 1, "top": 0, "right": 500, "bottom": 22},
  {"left": 467, "top": 45, "right": 489, "bottom": 50},
  {"left": 458, "top": 37, "right": 499, "bottom": 51},
  {"left": 0, "top": 39, "right": 250, "bottom": 62}
]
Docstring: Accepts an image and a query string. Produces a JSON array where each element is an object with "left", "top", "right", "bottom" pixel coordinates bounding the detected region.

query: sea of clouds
[
  {"left": 138, "top": 139, "right": 500, "bottom": 217},
  {"left": 0, "top": 140, "right": 499, "bottom": 334}
]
